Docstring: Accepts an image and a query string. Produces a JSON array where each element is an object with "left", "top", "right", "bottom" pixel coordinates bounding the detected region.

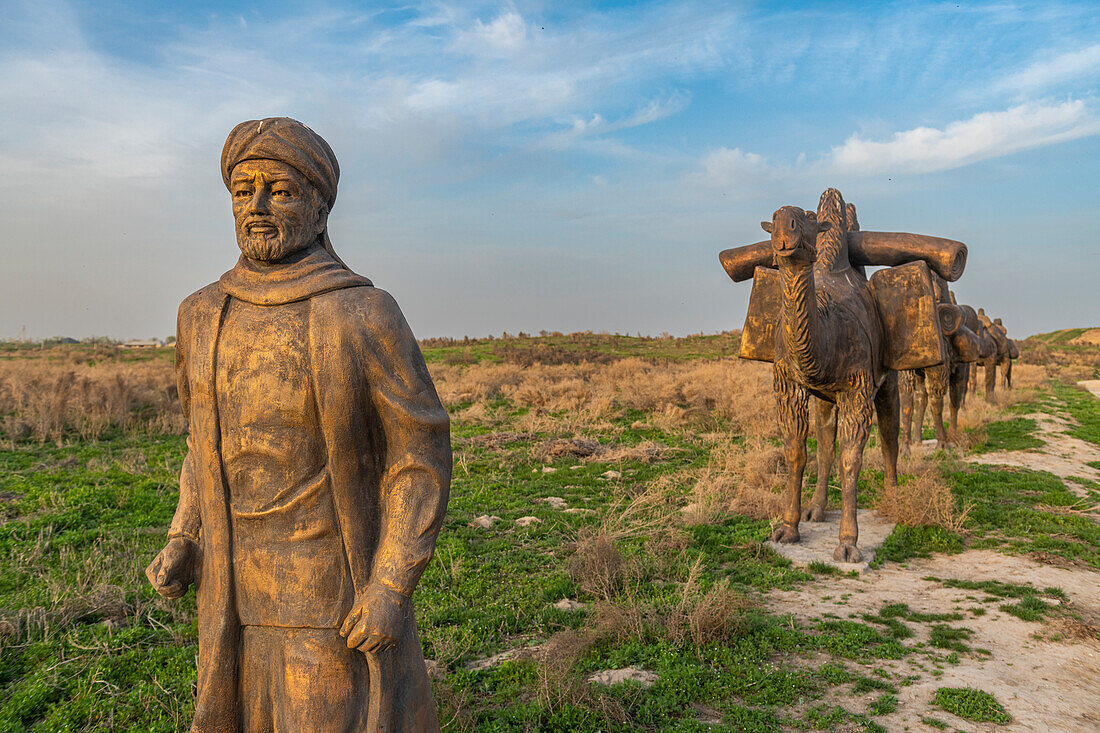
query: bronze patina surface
[
  {"left": 899, "top": 279, "right": 983, "bottom": 450},
  {"left": 145, "top": 117, "right": 451, "bottom": 732},
  {"left": 720, "top": 189, "right": 966, "bottom": 562}
]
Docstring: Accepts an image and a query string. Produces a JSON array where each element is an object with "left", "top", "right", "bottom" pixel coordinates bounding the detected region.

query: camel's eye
[{"left": 789, "top": 218, "right": 796, "bottom": 230}]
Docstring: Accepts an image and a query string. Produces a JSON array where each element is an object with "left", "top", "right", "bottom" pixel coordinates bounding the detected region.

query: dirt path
[
  {"left": 765, "top": 391, "right": 1100, "bottom": 730},
  {"left": 965, "top": 409, "right": 1100, "bottom": 493},
  {"left": 768, "top": 550, "right": 1100, "bottom": 731}
]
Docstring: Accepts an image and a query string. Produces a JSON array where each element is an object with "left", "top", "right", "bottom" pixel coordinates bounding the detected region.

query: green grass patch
[
  {"left": 969, "top": 417, "right": 1043, "bottom": 454},
  {"left": 868, "top": 693, "right": 898, "bottom": 716},
  {"left": 946, "top": 465, "right": 1100, "bottom": 568},
  {"left": 933, "top": 686, "right": 1011, "bottom": 724},
  {"left": 870, "top": 525, "right": 964, "bottom": 567}
]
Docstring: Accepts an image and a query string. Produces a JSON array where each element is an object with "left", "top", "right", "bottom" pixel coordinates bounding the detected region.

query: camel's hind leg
[
  {"left": 1002, "top": 359, "right": 1013, "bottom": 390},
  {"left": 804, "top": 398, "right": 834, "bottom": 522},
  {"left": 875, "top": 372, "right": 900, "bottom": 493},
  {"left": 949, "top": 363, "right": 968, "bottom": 442},
  {"left": 898, "top": 371, "right": 916, "bottom": 453},
  {"left": 984, "top": 359, "right": 997, "bottom": 404},
  {"left": 926, "top": 365, "right": 951, "bottom": 450},
  {"left": 913, "top": 370, "right": 929, "bottom": 444},
  {"left": 772, "top": 371, "right": 809, "bottom": 544},
  {"left": 834, "top": 380, "right": 875, "bottom": 563}
]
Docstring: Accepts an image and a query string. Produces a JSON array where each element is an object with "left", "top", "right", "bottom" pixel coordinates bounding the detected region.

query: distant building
[{"left": 121, "top": 339, "right": 163, "bottom": 349}]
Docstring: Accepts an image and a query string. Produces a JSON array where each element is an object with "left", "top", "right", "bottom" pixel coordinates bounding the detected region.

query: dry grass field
[{"left": 0, "top": 331, "right": 1098, "bottom": 731}]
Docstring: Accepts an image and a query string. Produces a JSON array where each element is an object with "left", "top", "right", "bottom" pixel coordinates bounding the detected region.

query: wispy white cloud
[
  {"left": 696, "top": 100, "right": 1100, "bottom": 189},
  {"left": 828, "top": 100, "right": 1100, "bottom": 176},
  {"left": 994, "top": 44, "right": 1100, "bottom": 95}
]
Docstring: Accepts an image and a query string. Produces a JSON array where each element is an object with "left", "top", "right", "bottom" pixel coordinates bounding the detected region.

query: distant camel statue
[
  {"left": 974, "top": 310, "right": 1017, "bottom": 402},
  {"left": 900, "top": 282, "right": 983, "bottom": 450}
]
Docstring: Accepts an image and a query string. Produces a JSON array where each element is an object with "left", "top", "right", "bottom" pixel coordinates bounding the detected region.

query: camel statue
[
  {"left": 762, "top": 191, "right": 899, "bottom": 561},
  {"left": 974, "top": 309, "right": 1017, "bottom": 402},
  {"left": 720, "top": 188, "right": 967, "bottom": 562},
  {"left": 900, "top": 282, "right": 983, "bottom": 451},
  {"left": 994, "top": 318, "right": 1018, "bottom": 389}
]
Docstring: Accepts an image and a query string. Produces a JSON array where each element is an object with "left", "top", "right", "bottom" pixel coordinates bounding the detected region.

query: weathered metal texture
[
  {"left": 951, "top": 326, "right": 983, "bottom": 363},
  {"left": 145, "top": 118, "right": 449, "bottom": 733},
  {"left": 869, "top": 261, "right": 948, "bottom": 371},
  {"left": 739, "top": 266, "right": 781, "bottom": 362},
  {"left": 848, "top": 231, "right": 967, "bottom": 282},
  {"left": 739, "top": 260, "right": 951, "bottom": 371},
  {"left": 719, "top": 230, "right": 967, "bottom": 284}
]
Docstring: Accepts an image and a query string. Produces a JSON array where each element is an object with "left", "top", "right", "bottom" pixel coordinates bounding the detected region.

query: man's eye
[
  {"left": 235, "top": 190, "right": 252, "bottom": 198},
  {"left": 273, "top": 189, "right": 291, "bottom": 197}
]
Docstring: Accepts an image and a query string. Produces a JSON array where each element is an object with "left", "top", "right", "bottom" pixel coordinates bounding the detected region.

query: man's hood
[{"left": 220, "top": 244, "right": 372, "bottom": 306}]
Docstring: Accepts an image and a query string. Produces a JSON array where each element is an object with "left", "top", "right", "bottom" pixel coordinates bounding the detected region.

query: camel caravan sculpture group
[{"left": 720, "top": 188, "right": 1016, "bottom": 563}]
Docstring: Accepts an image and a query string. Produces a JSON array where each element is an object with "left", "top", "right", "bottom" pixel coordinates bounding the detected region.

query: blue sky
[{"left": 1, "top": 0, "right": 1097, "bottom": 340}]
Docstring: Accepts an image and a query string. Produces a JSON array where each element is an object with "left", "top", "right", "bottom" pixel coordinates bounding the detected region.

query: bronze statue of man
[{"left": 145, "top": 117, "right": 451, "bottom": 732}]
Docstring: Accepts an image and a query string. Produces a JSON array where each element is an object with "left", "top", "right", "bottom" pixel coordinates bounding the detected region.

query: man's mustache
[{"left": 243, "top": 217, "right": 281, "bottom": 233}]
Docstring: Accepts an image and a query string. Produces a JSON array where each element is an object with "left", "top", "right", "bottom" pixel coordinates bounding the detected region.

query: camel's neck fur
[
  {"left": 813, "top": 188, "right": 850, "bottom": 273},
  {"left": 777, "top": 250, "right": 828, "bottom": 382}
]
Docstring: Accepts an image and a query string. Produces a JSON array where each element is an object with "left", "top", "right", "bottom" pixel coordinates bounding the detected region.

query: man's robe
[{"left": 168, "top": 246, "right": 451, "bottom": 732}]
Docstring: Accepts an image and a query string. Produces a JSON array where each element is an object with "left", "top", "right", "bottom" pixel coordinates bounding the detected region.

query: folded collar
[{"left": 220, "top": 244, "right": 372, "bottom": 306}]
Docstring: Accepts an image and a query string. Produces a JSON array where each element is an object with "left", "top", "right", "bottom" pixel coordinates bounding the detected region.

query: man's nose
[{"left": 247, "top": 187, "right": 271, "bottom": 214}]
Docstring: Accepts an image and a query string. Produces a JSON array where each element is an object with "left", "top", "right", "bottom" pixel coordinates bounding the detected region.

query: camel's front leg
[
  {"left": 1002, "top": 359, "right": 1013, "bottom": 390},
  {"left": 772, "top": 372, "right": 808, "bottom": 544},
  {"left": 834, "top": 384, "right": 874, "bottom": 563},
  {"left": 804, "top": 398, "right": 834, "bottom": 522}
]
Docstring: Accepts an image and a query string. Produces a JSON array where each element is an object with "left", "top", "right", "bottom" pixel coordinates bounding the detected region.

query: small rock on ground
[
  {"left": 466, "top": 645, "right": 542, "bottom": 671},
  {"left": 541, "top": 466, "right": 557, "bottom": 474},
  {"left": 537, "top": 496, "right": 568, "bottom": 509},
  {"left": 468, "top": 515, "right": 502, "bottom": 530},
  {"left": 587, "top": 668, "right": 659, "bottom": 687},
  {"left": 515, "top": 516, "right": 542, "bottom": 527},
  {"left": 424, "top": 659, "right": 446, "bottom": 679},
  {"left": 600, "top": 470, "right": 622, "bottom": 479},
  {"left": 552, "top": 598, "right": 585, "bottom": 611},
  {"left": 564, "top": 507, "right": 596, "bottom": 516}
]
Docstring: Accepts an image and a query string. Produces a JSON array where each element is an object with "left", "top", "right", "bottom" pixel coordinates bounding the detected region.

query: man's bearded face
[{"left": 231, "top": 159, "right": 327, "bottom": 262}]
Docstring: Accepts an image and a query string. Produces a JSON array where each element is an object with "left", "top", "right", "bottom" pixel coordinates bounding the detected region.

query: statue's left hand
[{"left": 340, "top": 583, "right": 408, "bottom": 654}]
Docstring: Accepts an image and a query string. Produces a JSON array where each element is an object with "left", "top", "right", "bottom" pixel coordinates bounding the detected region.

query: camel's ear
[
  {"left": 760, "top": 221, "right": 773, "bottom": 233},
  {"left": 817, "top": 220, "right": 831, "bottom": 233}
]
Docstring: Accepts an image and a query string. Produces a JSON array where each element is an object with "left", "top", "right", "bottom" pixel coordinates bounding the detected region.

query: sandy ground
[
  {"left": 768, "top": 550, "right": 1100, "bottom": 731},
  {"left": 767, "top": 509, "right": 896, "bottom": 574},
  {"left": 765, "top": 388, "right": 1100, "bottom": 731},
  {"left": 1078, "top": 379, "right": 1100, "bottom": 399}
]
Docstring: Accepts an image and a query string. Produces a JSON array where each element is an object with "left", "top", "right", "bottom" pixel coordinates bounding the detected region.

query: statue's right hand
[{"left": 146, "top": 537, "right": 199, "bottom": 599}]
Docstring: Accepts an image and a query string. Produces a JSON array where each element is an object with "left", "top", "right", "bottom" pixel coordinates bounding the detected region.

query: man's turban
[{"left": 221, "top": 117, "right": 340, "bottom": 208}]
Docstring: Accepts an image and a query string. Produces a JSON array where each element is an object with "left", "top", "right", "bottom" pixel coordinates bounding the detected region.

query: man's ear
[
  {"left": 760, "top": 221, "right": 773, "bottom": 233},
  {"left": 314, "top": 203, "right": 330, "bottom": 237}
]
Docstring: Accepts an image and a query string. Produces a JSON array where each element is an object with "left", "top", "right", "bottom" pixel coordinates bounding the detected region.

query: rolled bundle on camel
[{"left": 719, "top": 188, "right": 967, "bottom": 563}]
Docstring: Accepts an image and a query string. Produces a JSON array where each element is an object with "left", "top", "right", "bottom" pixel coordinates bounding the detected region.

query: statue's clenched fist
[
  {"left": 146, "top": 536, "right": 199, "bottom": 599},
  {"left": 340, "top": 584, "right": 408, "bottom": 654}
]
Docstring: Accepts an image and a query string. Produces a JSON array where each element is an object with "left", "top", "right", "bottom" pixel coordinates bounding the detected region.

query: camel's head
[{"left": 761, "top": 206, "right": 829, "bottom": 261}]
